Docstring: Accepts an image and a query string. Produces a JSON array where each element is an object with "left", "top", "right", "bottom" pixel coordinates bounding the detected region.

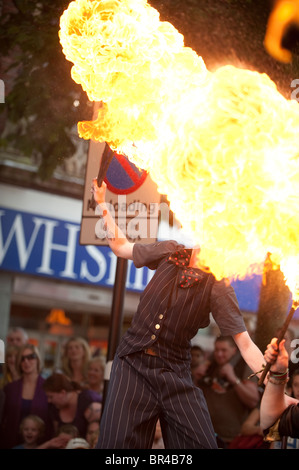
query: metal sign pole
[{"left": 101, "top": 256, "right": 128, "bottom": 412}]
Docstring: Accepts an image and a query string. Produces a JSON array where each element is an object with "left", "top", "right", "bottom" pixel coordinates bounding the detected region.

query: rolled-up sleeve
[
  {"left": 210, "top": 279, "right": 247, "bottom": 336},
  {"left": 133, "top": 240, "right": 183, "bottom": 270}
]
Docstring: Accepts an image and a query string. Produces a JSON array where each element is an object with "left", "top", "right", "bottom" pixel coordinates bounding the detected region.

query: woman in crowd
[
  {"left": 43, "top": 372, "right": 101, "bottom": 439},
  {"left": 86, "top": 356, "right": 105, "bottom": 395},
  {"left": 0, "top": 343, "right": 51, "bottom": 448},
  {"left": 61, "top": 337, "right": 91, "bottom": 386},
  {"left": 0, "top": 344, "right": 20, "bottom": 388}
]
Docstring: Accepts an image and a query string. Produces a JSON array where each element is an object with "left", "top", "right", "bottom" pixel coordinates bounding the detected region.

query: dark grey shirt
[
  {"left": 279, "top": 404, "right": 299, "bottom": 438},
  {"left": 117, "top": 240, "right": 246, "bottom": 373}
]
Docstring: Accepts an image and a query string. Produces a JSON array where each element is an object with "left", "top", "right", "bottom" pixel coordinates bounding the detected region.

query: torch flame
[
  {"left": 59, "top": 0, "right": 299, "bottom": 284},
  {"left": 280, "top": 256, "right": 299, "bottom": 303}
]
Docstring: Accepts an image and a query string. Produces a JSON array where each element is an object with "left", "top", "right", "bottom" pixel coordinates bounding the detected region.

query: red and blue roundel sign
[{"left": 104, "top": 152, "right": 147, "bottom": 195}]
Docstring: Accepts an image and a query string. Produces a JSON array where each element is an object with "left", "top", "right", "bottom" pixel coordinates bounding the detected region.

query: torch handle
[
  {"left": 88, "top": 144, "right": 115, "bottom": 211},
  {"left": 97, "top": 145, "right": 114, "bottom": 187},
  {"left": 258, "top": 304, "right": 296, "bottom": 386}
]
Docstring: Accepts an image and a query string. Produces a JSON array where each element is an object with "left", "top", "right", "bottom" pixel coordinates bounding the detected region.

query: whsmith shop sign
[{"left": 0, "top": 207, "right": 155, "bottom": 293}]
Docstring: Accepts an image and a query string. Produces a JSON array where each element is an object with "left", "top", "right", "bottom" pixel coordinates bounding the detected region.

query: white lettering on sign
[
  {"left": 0, "top": 208, "right": 152, "bottom": 292},
  {"left": 80, "top": 245, "right": 107, "bottom": 283},
  {"left": 0, "top": 212, "right": 43, "bottom": 269},
  {"left": 37, "top": 221, "right": 79, "bottom": 278}
]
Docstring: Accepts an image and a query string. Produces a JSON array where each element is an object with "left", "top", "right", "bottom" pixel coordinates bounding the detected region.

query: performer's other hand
[{"left": 264, "top": 338, "right": 288, "bottom": 373}]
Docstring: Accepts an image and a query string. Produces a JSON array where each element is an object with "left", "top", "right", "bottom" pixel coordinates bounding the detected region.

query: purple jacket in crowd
[{"left": 0, "top": 375, "right": 52, "bottom": 449}]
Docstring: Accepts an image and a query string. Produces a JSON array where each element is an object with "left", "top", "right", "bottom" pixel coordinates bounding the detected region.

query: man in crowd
[
  {"left": 198, "top": 335, "right": 260, "bottom": 446},
  {"left": 6, "top": 327, "right": 28, "bottom": 347}
]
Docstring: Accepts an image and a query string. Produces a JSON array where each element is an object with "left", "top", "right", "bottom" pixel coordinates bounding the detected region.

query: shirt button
[
  {"left": 155, "top": 324, "right": 160, "bottom": 330},
  {"left": 151, "top": 334, "right": 156, "bottom": 340},
  {"left": 159, "top": 314, "right": 164, "bottom": 320}
]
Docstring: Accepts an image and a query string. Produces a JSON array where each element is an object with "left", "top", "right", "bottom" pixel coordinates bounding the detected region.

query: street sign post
[
  {"left": 80, "top": 140, "right": 161, "bottom": 246},
  {"left": 81, "top": 137, "right": 161, "bottom": 413}
]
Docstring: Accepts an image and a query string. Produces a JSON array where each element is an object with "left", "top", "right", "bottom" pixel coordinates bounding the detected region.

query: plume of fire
[
  {"left": 280, "top": 256, "right": 299, "bottom": 303},
  {"left": 59, "top": 0, "right": 299, "bottom": 288}
]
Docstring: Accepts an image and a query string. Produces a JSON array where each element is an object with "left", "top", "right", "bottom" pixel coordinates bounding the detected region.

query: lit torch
[
  {"left": 59, "top": 0, "right": 299, "bottom": 284},
  {"left": 258, "top": 257, "right": 299, "bottom": 385},
  {"left": 88, "top": 142, "right": 114, "bottom": 210}
]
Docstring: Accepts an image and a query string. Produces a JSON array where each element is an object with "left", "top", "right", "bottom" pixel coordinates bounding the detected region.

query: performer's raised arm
[
  {"left": 260, "top": 338, "right": 298, "bottom": 432},
  {"left": 91, "top": 179, "right": 134, "bottom": 259}
]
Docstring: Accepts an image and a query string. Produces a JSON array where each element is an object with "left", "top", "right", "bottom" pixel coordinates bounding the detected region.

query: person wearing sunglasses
[{"left": 0, "top": 343, "right": 52, "bottom": 448}]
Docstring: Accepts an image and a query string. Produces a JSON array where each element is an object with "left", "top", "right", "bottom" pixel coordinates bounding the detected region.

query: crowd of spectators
[
  {"left": 0, "top": 326, "right": 298, "bottom": 449},
  {"left": 0, "top": 329, "right": 103, "bottom": 449},
  {"left": 189, "top": 328, "right": 299, "bottom": 449}
]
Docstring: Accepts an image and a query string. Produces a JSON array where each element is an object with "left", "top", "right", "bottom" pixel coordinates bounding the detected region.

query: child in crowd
[
  {"left": 13, "top": 415, "right": 45, "bottom": 449},
  {"left": 37, "top": 423, "right": 79, "bottom": 449},
  {"left": 85, "top": 420, "right": 100, "bottom": 448}
]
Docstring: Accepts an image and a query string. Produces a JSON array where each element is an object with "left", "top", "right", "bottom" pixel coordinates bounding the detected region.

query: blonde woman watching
[
  {"left": 86, "top": 356, "right": 105, "bottom": 395},
  {"left": 61, "top": 337, "right": 91, "bottom": 386},
  {"left": 0, "top": 344, "right": 20, "bottom": 389}
]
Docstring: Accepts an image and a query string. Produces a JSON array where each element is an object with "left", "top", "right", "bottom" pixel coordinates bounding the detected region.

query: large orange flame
[
  {"left": 280, "top": 256, "right": 299, "bottom": 303},
  {"left": 59, "top": 0, "right": 299, "bottom": 289}
]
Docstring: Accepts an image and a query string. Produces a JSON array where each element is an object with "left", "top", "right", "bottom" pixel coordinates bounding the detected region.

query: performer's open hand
[
  {"left": 91, "top": 178, "right": 107, "bottom": 205},
  {"left": 264, "top": 338, "right": 288, "bottom": 373}
]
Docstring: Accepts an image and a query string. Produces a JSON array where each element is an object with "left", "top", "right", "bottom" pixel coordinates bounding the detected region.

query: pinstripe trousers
[{"left": 96, "top": 351, "right": 218, "bottom": 449}]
